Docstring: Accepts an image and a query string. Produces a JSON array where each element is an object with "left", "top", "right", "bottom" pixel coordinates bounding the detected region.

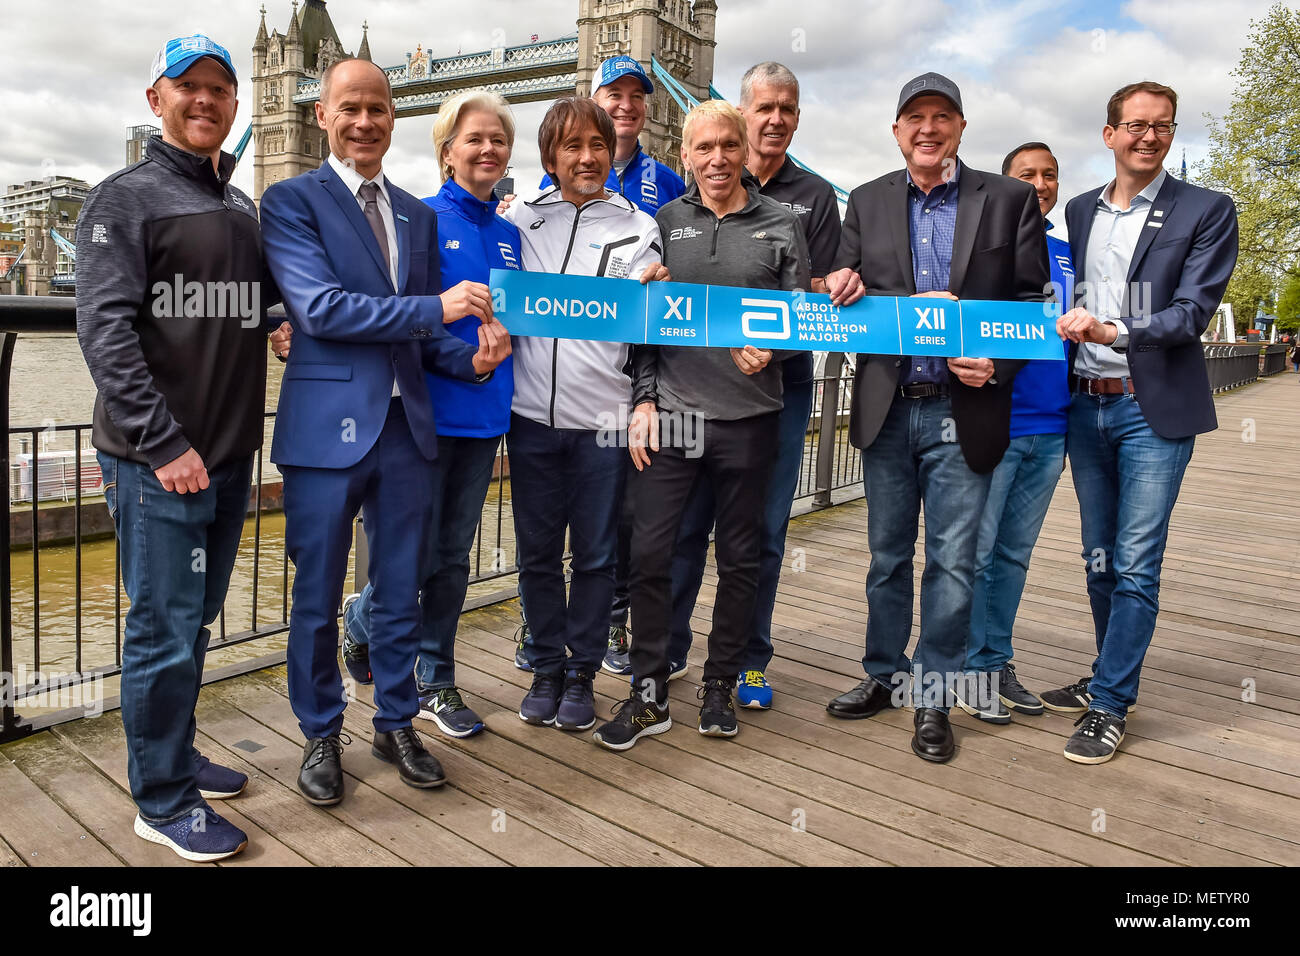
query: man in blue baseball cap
[
  {"left": 77, "top": 32, "right": 288, "bottom": 861},
  {"left": 150, "top": 33, "right": 238, "bottom": 88}
]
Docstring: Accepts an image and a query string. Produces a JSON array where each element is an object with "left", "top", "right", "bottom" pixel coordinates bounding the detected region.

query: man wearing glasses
[{"left": 1049, "top": 81, "right": 1238, "bottom": 763}]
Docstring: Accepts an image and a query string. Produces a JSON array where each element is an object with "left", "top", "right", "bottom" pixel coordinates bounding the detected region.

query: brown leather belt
[{"left": 1072, "top": 375, "right": 1135, "bottom": 396}]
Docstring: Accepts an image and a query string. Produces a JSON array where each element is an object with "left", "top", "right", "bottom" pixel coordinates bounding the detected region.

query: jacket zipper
[{"left": 549, "top": 203, "right": 588, "bottom": 426}]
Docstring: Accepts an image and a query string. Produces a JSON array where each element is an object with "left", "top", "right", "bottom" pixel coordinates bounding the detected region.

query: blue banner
[{"left": 490, "top": 269, "right": 1065, "bottom": 361}]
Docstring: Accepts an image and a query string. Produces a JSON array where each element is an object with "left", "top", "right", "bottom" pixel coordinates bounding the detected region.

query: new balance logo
[
  {"left": 741, "top": 298, "right": 791, "bottom": 340},
  {"left": 915, "top": 306, "right": 946, "bottom": 330},
  {"left": 444, "top": 239, "right": 460, "bottom": 250},
  {"left": 633, "top": 709, "right": 657, "bottom": 728}
]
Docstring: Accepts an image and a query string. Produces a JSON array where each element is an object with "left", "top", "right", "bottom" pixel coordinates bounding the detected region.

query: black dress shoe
[
  {"left": 827, "top": 677, "right": 895, "bottom": 719},
  {"left": 911, "top": 708, "right": 955, "bottom": 763},
  {"left": 298, "top": 734, "right": 348, "bottom": 806},
  {"left": 372, "top": 727, "right": 446, "bottom": 789}
]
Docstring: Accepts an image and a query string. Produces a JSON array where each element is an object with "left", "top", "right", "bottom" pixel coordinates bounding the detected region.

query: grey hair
[{"left": 739, "top": 62, "right": 800, "bottom": 107}]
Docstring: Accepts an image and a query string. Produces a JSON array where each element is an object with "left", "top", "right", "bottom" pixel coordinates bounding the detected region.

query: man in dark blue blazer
[
  {"left": 1049, "top": 81, "right": 1238, "bottom": 764},
  {"left": 260, "top": 58, "right": 510, "bottom": 804}
]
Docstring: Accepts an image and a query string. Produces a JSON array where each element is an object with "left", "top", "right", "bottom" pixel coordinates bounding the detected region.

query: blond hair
[
  {"left": 431, "top": 89, "right": 516, "bottom": 183},
  {"left": 681, "top": 99, "right": 748, "bottom": 151}
]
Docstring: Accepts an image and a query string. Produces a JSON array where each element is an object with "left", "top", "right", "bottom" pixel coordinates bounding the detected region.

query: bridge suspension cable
[{"left": 650, "top": 58, "right": 849, "bottom": 207}]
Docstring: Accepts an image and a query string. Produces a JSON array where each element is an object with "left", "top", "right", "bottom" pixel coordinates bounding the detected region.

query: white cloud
[{"left": 0, "top": 0, "right": 1269, "bottom": 227}]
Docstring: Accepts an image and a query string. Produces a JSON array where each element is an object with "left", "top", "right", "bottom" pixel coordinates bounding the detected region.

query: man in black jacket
[
  {"left": 76, "top": 35, "right": 287, "bottom": 861},
  {"left": 823, "top": 73, "right": 1049, "bottom": 763}
]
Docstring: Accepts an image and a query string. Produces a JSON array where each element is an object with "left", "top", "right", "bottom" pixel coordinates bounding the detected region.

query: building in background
[
  {"left": 0, "top": 178, "right": 87, "bottom": 296},
  {"left": 249, "top": 0, "right": 717, "bottom": 201},
  {"left": 126, "top": 124, "right": 162, "bottom": 166}
]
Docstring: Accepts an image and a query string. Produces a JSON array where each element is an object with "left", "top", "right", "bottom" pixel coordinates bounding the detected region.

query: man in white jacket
[{"left": 507, "top": 97, "right": 668, "bottom": 732}]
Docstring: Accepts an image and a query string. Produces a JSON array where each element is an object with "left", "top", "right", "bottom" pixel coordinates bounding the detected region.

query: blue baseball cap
[
  {"left": 592, "top": 55, "right": 653, "bottom": 96},
  {"left": 150, "top": 34, "right": 237, "bottom": 86}
]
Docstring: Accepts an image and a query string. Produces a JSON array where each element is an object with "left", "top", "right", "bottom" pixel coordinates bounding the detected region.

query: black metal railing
[
  {"left": 1260, "top": 343, "right": 1288, "bottom": 377},
  {"left": 1203, "top": 342, "right": 1289, "bottom": 392},
  {"left": 0, "top": 295, "right": 864, "bottom": 742}
]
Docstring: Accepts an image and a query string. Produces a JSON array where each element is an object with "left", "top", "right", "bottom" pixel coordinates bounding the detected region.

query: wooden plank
[
  {"left": 455, "top": 620, "right": 1098, "bottom": 866},
  {"left": 220, "top": 669, "right": 603, "bottom": 868},
  {"left": 5, "top": 733, "right": 189, "bottom": 867},
  {"left": 193, "top": 689, "right": 492, "bottom": 866},
  {"left": 51, "top": 706, "right": 311, "bottom": 867},
  {"left": 0, "top": 748, "right": 120, "bottom": 866}
]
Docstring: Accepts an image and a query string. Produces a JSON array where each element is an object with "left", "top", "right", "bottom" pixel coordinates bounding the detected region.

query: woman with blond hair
[{"left": 342, "top": 89, "right": 521, "bottom": 739}]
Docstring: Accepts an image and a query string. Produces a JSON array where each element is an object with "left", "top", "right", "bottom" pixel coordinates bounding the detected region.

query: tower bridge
[{"left": 251, "top": 0, "right": 718, "bottom": 200}]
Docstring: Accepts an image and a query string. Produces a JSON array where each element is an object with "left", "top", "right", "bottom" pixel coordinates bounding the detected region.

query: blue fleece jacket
[
  {"left": 1009, "top": 221, "right": 1074, "bottom": 438},
  {"left": 422, "top": 179, "right": 520, "bottom": 437}
]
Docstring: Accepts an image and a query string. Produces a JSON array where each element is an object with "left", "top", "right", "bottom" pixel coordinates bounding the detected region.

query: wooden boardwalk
[{"left": 2, "top": 375, "right": 1297, "bottom": 867}]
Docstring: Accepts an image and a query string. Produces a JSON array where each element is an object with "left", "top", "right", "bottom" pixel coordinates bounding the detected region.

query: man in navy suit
[
  {"left": 1048, "top": 81, "right": 1238, "bottom": 764},
  {"left": 260, "top": 58, "right": 510, "bottom": 804}
]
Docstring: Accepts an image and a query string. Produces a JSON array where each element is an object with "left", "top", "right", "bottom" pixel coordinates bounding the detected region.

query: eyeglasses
[{"left": 1114, "top": 121, "right": 1178, "bottom": 136}]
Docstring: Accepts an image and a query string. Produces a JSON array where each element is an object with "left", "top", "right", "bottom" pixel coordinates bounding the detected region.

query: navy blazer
[
  {"left": 1065, "top": 175, "right": 1238, "bottom": 439},
  {"left": 260, "top": 162, "right": 480, "bottom": 468},
  {"left": 835, "top": 164, "right": 1048, "bottom": 474}
]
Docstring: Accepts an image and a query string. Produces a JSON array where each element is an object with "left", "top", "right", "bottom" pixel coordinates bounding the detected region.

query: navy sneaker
[
  {"left": 417, "top": 687, "right": 485, "bottom": 738},
  {"left": 602, "top": 625, "right": 632, "bottom": 675},
  {"left": 195, "top": 753, "right": 247, "bottom": 799},
  {"left": 555, "top": 672, "right": 596, "bottom": 731},
  {"left": 513, "top": 619, "right": 532, "bottom": 672},
  {"left": 340, "top": 593, "right": 372, "bottom": 685},
  {"left": 134, "top": 806, "right": 248, "bottom": 863},
  {"left": 736, "top": 670, "right": 773, "bottom": 709},
  {"left": 592, "top": 693, "right": 672, "bottom": 751},
  {"left": 519, "top": 672, "right": 563, "bottom": 726}
]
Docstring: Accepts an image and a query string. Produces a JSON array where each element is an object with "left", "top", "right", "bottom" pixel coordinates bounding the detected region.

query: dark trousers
[
  {"left": 629, "top": 412, "right": 779, "bottom": 701},
  {"left": 667, "top": 376, "right": 815, "bottom": 668},
  {"left": 508, "top": 413, "right": 626, "bottom": 677},
  {"left": 283, "top": 399, "right": 433, "bottom": 739}
]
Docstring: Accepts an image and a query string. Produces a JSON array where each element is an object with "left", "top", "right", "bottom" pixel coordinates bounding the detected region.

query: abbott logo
[
  {"left": 741, "top": 298, "right": 791, "bottom": 340},
  {"left": 915, "top": 306, "right": 947, "bottom": 330}
]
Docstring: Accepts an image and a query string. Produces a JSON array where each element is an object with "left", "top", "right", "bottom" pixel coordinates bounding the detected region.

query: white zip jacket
[{"left": 505, "top": 188, "right": 661, "bottom": 430}]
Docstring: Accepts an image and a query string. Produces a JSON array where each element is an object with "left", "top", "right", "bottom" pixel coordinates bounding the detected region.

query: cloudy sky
[{"left": 0, "top": 0, "right": 1274, "bottom": 233}]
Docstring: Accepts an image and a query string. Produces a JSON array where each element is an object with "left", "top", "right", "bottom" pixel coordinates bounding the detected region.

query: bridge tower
[
  {"left": 576, "top": 0, "right": 717, "bottom": 173},
  {"left": 251, "top": 1, "right": 367, "bottom": 200}
]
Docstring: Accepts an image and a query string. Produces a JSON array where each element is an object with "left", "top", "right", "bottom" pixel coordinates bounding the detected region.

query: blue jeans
[
  {"left": 860, "top": 396, "right": 991, "bottom": 709},
  {"left": 1067, "top": 393, "right": 1193, "bottom": 718},
  {"left": 98, "top": 451, "right": 252, "bottom": 823},
  {"left": 966, "top": 432, "right": 1066, "bottom": 672},
  {"left": 345, "top": 436, "right": 501, "bottom": 692},
  {"left": 667, "top": 376, "right": 815, "bottom": 670},
  {"left": 507, "top": 413, "right": 625, "bottom": 677}
]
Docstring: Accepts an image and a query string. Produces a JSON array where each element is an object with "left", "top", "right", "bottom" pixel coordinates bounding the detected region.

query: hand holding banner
[{"left": 490, "top": 269, "right": 1065, "bottom": 361}]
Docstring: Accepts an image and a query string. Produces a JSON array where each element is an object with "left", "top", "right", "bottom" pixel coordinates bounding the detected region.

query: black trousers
[{"left": 629, "top": 412, "right": 779, "bottom": 701}]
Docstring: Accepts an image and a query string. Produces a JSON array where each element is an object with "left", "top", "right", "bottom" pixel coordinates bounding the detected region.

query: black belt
[{"left": 898, "top": 382, "right": 949, "bottom": 399}]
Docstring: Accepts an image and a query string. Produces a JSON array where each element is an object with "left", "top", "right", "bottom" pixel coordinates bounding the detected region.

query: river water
[{"left": 7, "top": 335, "right": 521, "bottom": 687}]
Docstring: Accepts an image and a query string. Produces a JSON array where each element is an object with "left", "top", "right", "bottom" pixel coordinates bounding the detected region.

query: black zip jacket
[{"left": 76, "top": 136, "right": 277, "bottom": 471}]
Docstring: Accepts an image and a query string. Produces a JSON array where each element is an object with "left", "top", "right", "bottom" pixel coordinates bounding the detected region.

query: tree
[
  {"left": 1276, "top": 271, "right": 1300, "bottom": 332},
  {"left": 1198, "top": 4, "right": 1300, "bottom": 331}
]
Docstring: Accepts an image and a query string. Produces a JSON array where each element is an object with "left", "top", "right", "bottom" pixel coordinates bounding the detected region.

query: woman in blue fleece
[{"left": 343, "top": 89, "right": 520, "bottom": 739}]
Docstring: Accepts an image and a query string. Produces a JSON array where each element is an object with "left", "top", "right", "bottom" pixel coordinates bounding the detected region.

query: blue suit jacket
[
  {"left": 260, "top": 161, "right": 480, "bottom": 468},
  {"left": 1065, "top": 175, "right": 1238, "bottom": 439}
]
